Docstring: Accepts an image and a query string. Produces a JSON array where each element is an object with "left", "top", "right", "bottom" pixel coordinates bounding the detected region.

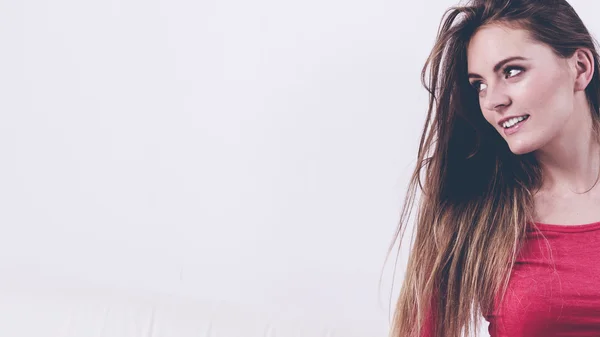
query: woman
[{"left": 387, "top": 0, "right": 600, "bottom": 336}]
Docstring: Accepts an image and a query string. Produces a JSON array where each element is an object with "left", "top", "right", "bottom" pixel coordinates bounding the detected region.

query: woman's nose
[{"left": 482, "top": 85, "right": 511, "bottom": 112}]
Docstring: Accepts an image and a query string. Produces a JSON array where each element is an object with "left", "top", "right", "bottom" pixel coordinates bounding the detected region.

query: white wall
[{"left": 0, "top": 0, "right": 598, "bottom": 336}]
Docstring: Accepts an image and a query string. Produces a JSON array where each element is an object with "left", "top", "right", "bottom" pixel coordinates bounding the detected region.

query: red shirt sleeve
[{"left": 420, "top": 295, "right": 437, "bottom": 337}]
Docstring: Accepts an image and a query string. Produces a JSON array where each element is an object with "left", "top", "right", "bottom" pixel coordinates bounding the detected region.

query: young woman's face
[{"left": 466, "top": 24, "right": 577, "bottom": 155}]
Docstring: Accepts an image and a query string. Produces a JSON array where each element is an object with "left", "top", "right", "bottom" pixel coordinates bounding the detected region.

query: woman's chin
[{"left": 507, "top": 139, "right": 537, "bottom": 155}]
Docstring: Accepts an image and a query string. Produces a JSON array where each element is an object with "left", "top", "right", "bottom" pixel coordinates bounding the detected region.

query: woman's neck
[{"left": 534, "top": 110, "right": 600, "bottom": 195}]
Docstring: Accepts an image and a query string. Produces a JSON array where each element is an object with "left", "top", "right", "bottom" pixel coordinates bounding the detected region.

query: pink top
[
  {"left": 484, "top": 221, "right": 600, "bottom": 336},
  {"left": 422, "top": 221, "right": 600, "bottom": 336}
]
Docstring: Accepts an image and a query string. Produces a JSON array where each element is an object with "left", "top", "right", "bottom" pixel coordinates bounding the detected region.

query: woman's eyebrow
[{"left": 468, "top": 56, "right": 529, "bottom": 79}]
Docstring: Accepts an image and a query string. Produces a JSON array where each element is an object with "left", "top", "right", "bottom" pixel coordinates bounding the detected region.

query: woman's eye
[
  {"left": 471, "top": 66, "right": 523, "bottom": 93},
  {"left": 504, "top": 66, "right": 523, "bottom": 78},
  {"left": 472, "top": 81, "right": 487, "bottom": 92}
]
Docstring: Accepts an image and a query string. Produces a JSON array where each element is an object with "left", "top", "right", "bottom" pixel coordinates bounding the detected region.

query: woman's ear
[{"left": 573, "top": 48, "right": 595, "bottom": 92}]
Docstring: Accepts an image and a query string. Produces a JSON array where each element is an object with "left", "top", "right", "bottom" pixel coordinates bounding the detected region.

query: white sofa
[{"left": 0, "top": 279, "right": 380, "bottom": 337}]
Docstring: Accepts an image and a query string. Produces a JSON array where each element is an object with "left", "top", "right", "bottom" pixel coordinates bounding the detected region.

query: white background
[{"left": 0, "top": 0, "right": 598, "bottom": 335}]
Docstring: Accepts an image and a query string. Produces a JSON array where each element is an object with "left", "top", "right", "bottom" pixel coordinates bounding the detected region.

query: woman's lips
[
  {"left": 498, "top": 114, "right": 530, "bottom": 128},
  {"left": 503, "top": 115, "right": 529, "bottom": 136}
]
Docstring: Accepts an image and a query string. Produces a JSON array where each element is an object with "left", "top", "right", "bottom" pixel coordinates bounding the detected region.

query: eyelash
[{"left": 471, "top": 66, "right": 524, "bottom": 92}]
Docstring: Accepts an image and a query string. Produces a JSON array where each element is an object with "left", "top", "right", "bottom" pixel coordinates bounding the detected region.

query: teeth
[{"left": 502, "top": 115, "right": 528, "bottom": 128}]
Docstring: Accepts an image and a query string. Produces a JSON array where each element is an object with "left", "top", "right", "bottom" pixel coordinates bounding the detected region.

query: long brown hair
[{"left": 385, "top": 0, "right": 600, "bottom": 336}]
